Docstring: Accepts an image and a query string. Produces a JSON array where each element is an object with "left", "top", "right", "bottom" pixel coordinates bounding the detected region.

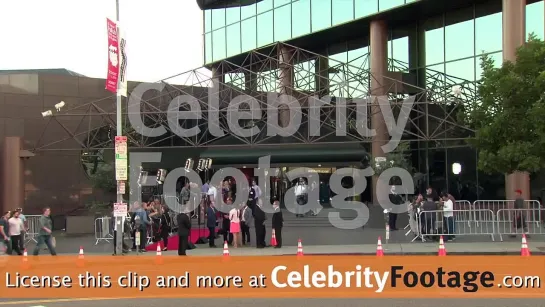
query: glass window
[
  {"left": 475, "top": 51, "right": 502, "bottom": 80},
  {"left": 355, "top": 0, "right": 378, "bottom": 18},
  {"left": 257, "top": 0, "right": 273, "bottom": 14},
  {"left": 211, "top": 8, "right": 225, "bottom": 30},
  {"left": 226, "top": 7, "right": 240, "bottom": 26},
  {"left": 226, "top": 23, "right": 241, "bottom": 57},
  {"left": 274, "top": 5, "right": 292, "bottom": 42},
  {"left": 205, "top": 10, "right": 212, "bottom": 33},
  {"left": 445, "top": 58, "right": 475, "bottom": 81},
  {"left": 274, "top": 0, "right": 291, "bottom": 7},
  {"left": 347, "top": 47, "right": 369, "bottom": 98},
  {"left": 292, "top": 0, "right": 311, "bottom": 37},
  {"left": 311, "top": 0, "right": 331, "bottom": 32},
  {"left": 241, "top": 17, "right": 257, "bottom": 52},
  {"left": 390, "top": 37, "right": 409, "bottom": 67},
  {"left": 329, "top": 52, "right": 349, "bottom": 97},
  {"left": 241, "top": 3, "right": 256, "bottom": 20},
  {"left": 379, "top": 0, "right": 404, "bottom": 11},
  {"left": 333, "top": 0, "right": 354, "bottom": 26},
  {"left": 205, "top": 33, "right": 213, "bottom": 64},
  {"left": 445, "top": 20, "right": 474, "bottom": 61},
  {"left": 475, "top": 12, "right": 502, "bottom": 54},
  {"left": 426, "top": 63, "right": 445, "bottom": 91},
  {"left": 526, "top": 1, "right": 544, "bottom": 40},
  {"left": 425, "top": 28, "right": 444, "bottom": 65},
  {"left": 257, "top": 11, "right": 274, "bottom": 47},
  {"left": 212, "top": 28, "right": 226, "bottom": 61}
]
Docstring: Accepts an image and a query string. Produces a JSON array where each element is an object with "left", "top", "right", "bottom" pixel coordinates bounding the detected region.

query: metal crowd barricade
[
  {"left": 453, "top": 200, "right": 477, "bottom": 227},
  {"left": 94, "top": 216, "right": 114, "bottom": 245},
  {"left": 496, "top": 208, "right": 545, "bottom": 241},
  {"left": 474, "top": 200, "right": 542, "bottom": 227},
  {"left": 417, "top": 209, "right": 496, "bottom": 242},
  {"left": 24, "top": 215, "right": 42, "bottom": 243}
]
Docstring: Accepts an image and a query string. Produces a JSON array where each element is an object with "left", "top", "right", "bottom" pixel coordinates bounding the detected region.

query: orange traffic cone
[
  {"left": 78, "top": 246, "right": 84, "bottom": 259},
  {"left": 438, "top": 236, "right": 447, "bottom": 256},
  {"left": 223, "top": 241, "right": 230, "bottom": 258},
  {"left": 521, "top": 234, "right": 531, "bottom": 256},
  {"left": 21, "top": 249, "right": 30, "bottom": 269},
  {"left": 376, "top": 236, "right": 384, "bottom": 257},
  {"left": 271, "top": 229, "right": 277, "bottom": 247},
  {"left": 156, "top": 244, "right": 162, "bottom": 256},
  {"left": 296, "top": 239, "right": 304, "bottom": 257},
  {"left": 22, "top": 249, "right": 28, "bottom": 262}
]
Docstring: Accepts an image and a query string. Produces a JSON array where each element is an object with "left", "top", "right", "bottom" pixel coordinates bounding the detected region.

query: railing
[
  {"left": 24, "top": 215, "right": 42, "bottom": 243},
  {"left": 409, "top": 200, "right": 544, "bottom": 242}
]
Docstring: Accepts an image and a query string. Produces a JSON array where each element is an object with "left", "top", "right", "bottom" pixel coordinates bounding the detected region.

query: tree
[
  {"left": 371, "top": 141, "right": 413, "bottom": 177},
  {"left": 467, "top": 34, "right": 545, "bottom": 174}
]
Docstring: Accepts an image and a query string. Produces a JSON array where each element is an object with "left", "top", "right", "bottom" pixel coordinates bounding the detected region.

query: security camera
[
  {"left": 55, "top": 101, "right": 65, "bottom": 111},
  {"left": 41, "top": 110, "right": 53, "bottom": 118}
]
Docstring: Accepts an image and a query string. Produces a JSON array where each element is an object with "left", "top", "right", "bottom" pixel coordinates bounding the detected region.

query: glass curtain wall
[{"left": 204, "top": 0, "right": 421, "bottom": 63}]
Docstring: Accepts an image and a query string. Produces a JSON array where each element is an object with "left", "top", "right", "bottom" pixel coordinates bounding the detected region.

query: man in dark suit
[
  {"left": 176, "top": 210, "right": 191, "bottom": 256},
  {"left": 272, "top": 200, "right": 283, "bottom": 248},
  {"left": 252, "top": 201, "right": 267, "bottom": 248},
  {"left": 206, "top": 204, "right": 217, "bottom": 248}
]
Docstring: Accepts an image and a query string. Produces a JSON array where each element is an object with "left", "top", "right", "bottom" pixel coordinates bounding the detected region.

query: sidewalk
[{"left": 58, "top": 241, "right": 544, "bottom": 256}]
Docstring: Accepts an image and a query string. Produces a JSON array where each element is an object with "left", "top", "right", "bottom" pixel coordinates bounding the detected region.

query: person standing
[
  {"left": 512, "top": 189, "right": 529, "bottom": 237},
  {"left": 206, "top": 204, "right": 217, "bottom": 248},
  {"left": 15, "top": 208, "right": 26, "bottom": 251},
  {"left": 294, "top": 178, "right": 307, "bottom": 217},
  {"left": 229, "top": 204, "right": 242, "bottom": 248},
  {"left": 440, "top": 192, "right": 455, "bottom": 241},
  {"left": 240, "top": 202, "right": 253, "bottom": 245},
  {"left": 253, "top": 201, "right": 267, "bottom": 248},
  {"left": 159, "top": 204, "right": 171, "bottom": 251},
  {"left": 32, "top": 207, "right": 56, "bottom": 256},
  {"left": 272, "top": 201, "right": 283, "bottom": 248},
  {"left": 8, "top": 211, "right": 24, "bottom": 255},
  {"left": 0, "top": 211, "right": 11, "bottom": 255},
  {"left": 134, "top": 203, "right": 150, "bottom": 252},
  {"left": 222, "top": 199, "right": 233, "bottom": 245},
  {"left": 176, "top": 209, "right": 191, "bottom": 256}
]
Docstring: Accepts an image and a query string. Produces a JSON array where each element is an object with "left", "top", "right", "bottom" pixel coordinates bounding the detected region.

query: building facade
[{"left": 199, "top": 0, "right": 545, "bottom": 200}]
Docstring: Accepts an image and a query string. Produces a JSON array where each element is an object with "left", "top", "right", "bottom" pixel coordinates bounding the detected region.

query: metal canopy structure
[{"left": 33, "top": 42, "right": 476, "bottom": 155}]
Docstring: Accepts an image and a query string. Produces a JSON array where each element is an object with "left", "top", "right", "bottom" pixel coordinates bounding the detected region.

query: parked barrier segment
[
  {"left": 24, "top": 215, "right": 42, "bottom": 243},
  {"left": 416, "top": 209, "right": 496, "bottom": 242}
]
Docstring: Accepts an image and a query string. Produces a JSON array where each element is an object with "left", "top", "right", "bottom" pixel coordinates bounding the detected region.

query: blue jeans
[
  {"left": 33, "top": 235, "right": 56, "bottom": 255},
  {"left": 443, "top": 216, "right": 455, "bottom": 240}
]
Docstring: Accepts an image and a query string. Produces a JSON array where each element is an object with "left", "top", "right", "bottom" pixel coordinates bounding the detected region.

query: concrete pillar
[
  {"left": 370, "top": 20, "right": 389, "bottom": 204},
  {"left": 1, "top": 137, "right": 24, "bottom": 213},
  {"left": 278, "top": 45, "right": 294, "bottom": 128},
  {"left": 502, "top": 0, "right": 529, "bottom": 200},
  {"left": 315, "top": 56, "right": 329, "bottom": 97}
]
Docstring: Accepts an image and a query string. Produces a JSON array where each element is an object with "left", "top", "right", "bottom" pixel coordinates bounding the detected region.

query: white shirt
[
  {"left": 252, "top": 185, "right": 262, "bottom": 198},
  {"left": 229, "top": 208, "right": 240, "bottom": 223},
  {"left": 295, "top": 184, "right": 307, "bottom": 196},
  {"left": 241, "top": 207, "right": 248, "bottom": 222},
  {"left": 8, "top": 217, "right": 23, "bottom": 236},
  {"left": 207, "top": 186, "right": 217, "bottom": 199},
  {"left": 443, "top": 199, "right": 454, "bottom": 217}
]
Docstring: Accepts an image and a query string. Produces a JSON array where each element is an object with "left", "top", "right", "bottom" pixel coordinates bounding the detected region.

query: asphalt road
[{"left": 0, "top": 298, "right": 543, "bottom": 307}]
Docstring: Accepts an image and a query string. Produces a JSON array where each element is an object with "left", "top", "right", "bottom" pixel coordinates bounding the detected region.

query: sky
[{"left": 0, "top": 0, "right": 208, "bottom": 83}]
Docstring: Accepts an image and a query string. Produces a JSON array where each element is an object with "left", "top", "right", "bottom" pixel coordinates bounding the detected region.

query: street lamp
[{"left": 452, "top": 163, "right": 462, "bottom": 175}]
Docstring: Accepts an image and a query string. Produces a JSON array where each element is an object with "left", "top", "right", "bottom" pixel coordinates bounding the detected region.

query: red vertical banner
[{"left": 106, "top": 18, "right": 119, "bottom": 93}]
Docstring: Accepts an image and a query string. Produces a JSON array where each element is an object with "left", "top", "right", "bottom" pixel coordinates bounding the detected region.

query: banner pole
[{"left": 114, "top": 0, "right": 124, "bottom": 256}]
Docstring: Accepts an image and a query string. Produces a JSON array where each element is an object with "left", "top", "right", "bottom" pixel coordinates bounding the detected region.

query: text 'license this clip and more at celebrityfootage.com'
[{"left": 0, "top": 256, "right": 542, "bottom": 298}]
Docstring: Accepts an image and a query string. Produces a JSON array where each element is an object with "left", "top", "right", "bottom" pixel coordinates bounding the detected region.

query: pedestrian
[
  {"left": 511, "top": 189, "right": 529, "bottom": 237},
  {"left": 134, "top": 203, "right": 150, "bottom": 252},
  {"left": 272, "top": 200, "right": 283, "bottom": 248},
  {"left": 15, "top": 208, "right": 26, "bottom": 251},
  {"left": 240, "top": 202, "right": 253, "bottom": 245},
  {"left": 222, "top": 199, "right": 233, "bottom": 245},
  {"left": 159, "top": 204, "right": 171, "bottom": 251},
  {"left": 440, "top": 192, "right": 455, "bottom": 241},
  {"left": 32, "top": 207, "right": 56, "bottom": 256},
  {"left": 176, "top": 208, "right": 191, "bottom": 256},
  {"left": 294, "top": 178, "right": 307, "bottom": 217},
  {"left": 0, "top": 211, "right": 11, "bottom": 255},
  {"left": 229, "top": 204, "right": 242, "bottom": 248},
  {"left": 253, "top": 200, "right": 267, "bottom": 248},
  {"left": 8, "top": 211, "right": 24, "bottom": 255},
  {"left": 206, "top": 203, "right": 217, "bottom": 248}
]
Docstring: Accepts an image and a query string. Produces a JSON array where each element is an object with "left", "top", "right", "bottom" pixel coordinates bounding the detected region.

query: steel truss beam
[{"left": 34, "top": 42, "right": 476, "bottom": 153}]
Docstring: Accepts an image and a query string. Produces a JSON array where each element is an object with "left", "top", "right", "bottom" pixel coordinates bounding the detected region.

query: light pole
[{"left": 114, "top": 0, "right": 123, "bottom": 256}]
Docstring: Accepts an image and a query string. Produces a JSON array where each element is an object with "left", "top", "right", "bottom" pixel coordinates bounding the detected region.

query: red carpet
[{"left": 145, "top": 228, "right": 215, "bottom": 251}]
